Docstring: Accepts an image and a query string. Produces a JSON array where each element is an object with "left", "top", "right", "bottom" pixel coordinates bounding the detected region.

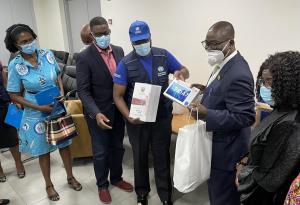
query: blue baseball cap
[{"left": 129, "top": 21, "right": 151, "bottom": 42}]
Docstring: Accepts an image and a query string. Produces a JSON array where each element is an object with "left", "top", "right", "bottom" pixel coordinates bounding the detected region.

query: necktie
[
  {"left": 207, "top": 65, "right": 221, "bottom": 86},
  {"left": 212, "top": 65, "right": 220, "bottom": 76}
]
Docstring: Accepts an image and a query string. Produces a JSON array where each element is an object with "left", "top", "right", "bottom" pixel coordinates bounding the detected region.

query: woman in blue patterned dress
[{"left": 4, "top": 24, "right": 82, "bottom": 201}]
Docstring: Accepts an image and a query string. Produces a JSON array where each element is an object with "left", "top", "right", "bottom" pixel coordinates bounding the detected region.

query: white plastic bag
[{"left": 173, "top": 110, "right": 212, "bottom": 193}]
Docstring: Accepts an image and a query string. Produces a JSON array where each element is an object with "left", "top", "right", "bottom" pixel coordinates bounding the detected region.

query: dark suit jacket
[
  {"left": 76, "top": 44, "right": 124, "bottom": 124},
  {"left": 202, "top": 52, "right": 255, "bottom": 171}
]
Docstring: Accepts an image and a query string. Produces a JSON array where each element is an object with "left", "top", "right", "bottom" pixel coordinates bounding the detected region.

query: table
[{"left": 171, "top": 109, "right": 196, "bottom": 134}]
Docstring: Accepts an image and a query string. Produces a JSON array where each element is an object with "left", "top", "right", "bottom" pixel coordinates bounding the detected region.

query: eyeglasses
[
  {"left": 17, "top": 38, "right": 35, "bottom": 46},
  {"left": 132, "top": 39, "right": 150, "bottom": 45},
  {"left": 201, "top": 39, "right": 230, "bottom": 50},
  {"left": 91, "top": 30, "right": 111, "bottom": 38},
  {"left": 258, "top": 77, "right": 273, "bottom": 86}
]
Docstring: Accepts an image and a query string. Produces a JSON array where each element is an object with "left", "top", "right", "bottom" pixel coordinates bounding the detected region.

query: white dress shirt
[{"left": 207, "top": 50, "right": 238, "bottom": 86}]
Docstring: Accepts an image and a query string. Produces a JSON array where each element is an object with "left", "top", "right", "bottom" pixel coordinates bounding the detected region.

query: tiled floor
[{"left": 0, "top": 135, "right": 210, "bottom": 205}]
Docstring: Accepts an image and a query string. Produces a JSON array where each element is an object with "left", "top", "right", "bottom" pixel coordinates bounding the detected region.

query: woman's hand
[
  {"left": 235, "top": 157, "right": 248, "bottom": 187},
  {"left": 55, "top": 95, "right": 65, "bottom": 103},
  {"left": 15, "top": 103, "right": 23, "bottom": 109},
  {"left": 235, "top": 164, "right": 244, "bottom": 187},
  {"left": 9, "top": 93, "right": 53, "bottom": 113},
  {"left": 38, "top": 105, "right": 53, "bottom": 113}
]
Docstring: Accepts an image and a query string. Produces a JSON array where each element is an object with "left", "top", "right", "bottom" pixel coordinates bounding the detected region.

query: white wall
[
  {"left": 33, "top": 0, "right": 69, "bottom": 51},
  {"left": 100, "top": 0, "right": 300, "bottom": 84},
  {"left": 0, "top": 0, "right": 37, "bottom": 65}
]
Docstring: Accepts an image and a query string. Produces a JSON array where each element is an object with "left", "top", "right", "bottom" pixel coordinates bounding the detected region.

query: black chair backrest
[
  {"left": 61, "top": 65, "right": 77, "bottom": 98},
  {"left": 62, "top": 74, "right": 77, "bottom": 96},
  {"left": 64, "top": 65, "right": 76, "bottom": 78},
  {"left": 68, "top": 53, "right": 79, "bottom": 66},
  {"left": 50, "top": 50, "right": 69, "bottom": 65}
]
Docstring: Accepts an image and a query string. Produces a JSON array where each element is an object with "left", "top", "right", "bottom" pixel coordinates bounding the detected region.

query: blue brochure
[
  {"left": 4, "top": 103, "right": 23, "bottom": 128},
  {"left": 35, "top": 86, "right": 60, "bottom": 105}
]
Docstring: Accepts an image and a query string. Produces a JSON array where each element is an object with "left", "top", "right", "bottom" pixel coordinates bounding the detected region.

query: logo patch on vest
[
  {"left": 157, "top": 66, "right": 167, "bottom": 77},
  {"left": 34, "top": 122, "right": 45, "bottom": 135},
  {"left": 39, "top": 50, "right": 46, "bottom": 56},
  {"left": 114, "top": 73, "right": 121, "bottom": 79},
  {"left": 22, "top": 123, "right": 30, "bottom": 131},
  {"left": 46, "top": 52, "right": 55, "bottom": 64},
  {"left": 39, "top": 76, "right": 46, "bottom": 85},
  {"left": 15, "top": 64, "right": 29, "bottom": 76}
]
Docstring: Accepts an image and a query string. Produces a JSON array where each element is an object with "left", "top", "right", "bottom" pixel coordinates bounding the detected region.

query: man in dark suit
[
  {"left": 76, "top": 16, "right": 133, "bottom": 204},
  {"left": 191, "top": 21, "right": 255, "bottom": 205}
]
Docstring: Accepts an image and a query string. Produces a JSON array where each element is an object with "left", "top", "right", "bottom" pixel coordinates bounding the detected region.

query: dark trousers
[
  {"left": 208, "top": 168, "right": 240, "bottom": 205},
  {"left": 126, "top": 116, "right": 172, "bottom": 202},
  {"left": 85, "top": 115, "right": 125, "bottom": 189}
]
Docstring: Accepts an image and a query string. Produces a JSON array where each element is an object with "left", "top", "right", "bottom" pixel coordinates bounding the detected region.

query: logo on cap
[{"left": 135, "top": 27, "right": 141, "bottom": 34}]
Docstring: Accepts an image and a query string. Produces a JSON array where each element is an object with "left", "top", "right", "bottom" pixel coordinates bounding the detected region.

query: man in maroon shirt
[{"left": 76, "top": 17, "right": 133, "bottom": 204}]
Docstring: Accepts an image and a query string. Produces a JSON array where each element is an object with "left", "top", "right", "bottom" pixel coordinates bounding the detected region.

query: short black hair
[
  {"left": 255, "top": 60, "right": 270, "bottom": 101},
  {"left": 263, "top": 51, "right": 300, "bottom": 110},
  {"left": 4, "top": 24, "right": 37, "bottom": 53},
  {"left": 89, "top": 16, "right": 108, "bottom": 29}
]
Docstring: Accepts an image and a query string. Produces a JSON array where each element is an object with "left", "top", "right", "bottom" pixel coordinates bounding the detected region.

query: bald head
[
  {"left": 203, "top": 21, "right": 236, "bottom": 56},
  {"left": 206, "top": 21, "right": 235, "bottom": 42},
  {"left": 80, "top": 24, "right": 93, "bottom": 45}
]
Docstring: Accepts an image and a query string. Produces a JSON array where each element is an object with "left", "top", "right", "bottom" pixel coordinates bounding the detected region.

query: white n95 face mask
[
  {"left": 207, "top": 40, "right": 230, "bottom": 67},
  {"left": 207, "top": 50, "right": 224, "bottom": 67}
]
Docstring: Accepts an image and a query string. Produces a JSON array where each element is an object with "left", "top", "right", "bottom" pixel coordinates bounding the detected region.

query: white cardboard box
[
  {"left": 163, "top": 79, "right": 200, "bottom": 107},
  {"left": 129, "top": 83, "right": 162, "bottom": 122}
]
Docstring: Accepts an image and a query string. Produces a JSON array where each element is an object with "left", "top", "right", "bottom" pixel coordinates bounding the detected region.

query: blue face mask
[
  {"left": 95, "top": 35, "right": 110, "bottom": 49},
  {"left": 20, "top": 40, "right": 37, "bottom": 55},
  {"left": 133, "top": 42, "right": 151, "bottom": 56},
  {"left": 260, "top": 85, "right": 274, "bottom": 106}
]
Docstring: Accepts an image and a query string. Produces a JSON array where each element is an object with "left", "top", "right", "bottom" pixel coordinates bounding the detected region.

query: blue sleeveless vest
[{"left": 123, "top": 47, "right": 172, "bottom": 119}]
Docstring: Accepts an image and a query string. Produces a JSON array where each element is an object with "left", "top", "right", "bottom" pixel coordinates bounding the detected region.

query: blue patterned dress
[{"left": 7, "top": 49, "right": 71, "bottom": 156}]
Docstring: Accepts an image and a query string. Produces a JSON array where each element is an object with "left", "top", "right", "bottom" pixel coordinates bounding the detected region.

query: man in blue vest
[{"left": 113, "top": 20, "right": 189, "bottom": 205}]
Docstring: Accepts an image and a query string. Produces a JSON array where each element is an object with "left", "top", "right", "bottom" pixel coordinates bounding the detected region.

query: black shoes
[
  {"left": 137, "top": 195, "right": 148, "bottom": 205},
  {"left": 0, "top": 199, "right": 9, "bottom": 205},
  {"left": 137, "top": 195, "right": 172, "bottom": 205}
]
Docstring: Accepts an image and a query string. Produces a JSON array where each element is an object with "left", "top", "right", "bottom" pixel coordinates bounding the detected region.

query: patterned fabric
[
  {"left": 7, "top": 49, "right": 71, "bottom": 156},
  {"left": 284, "top": 173, "right": 300, "bottom": 205},
  {"left": 45, "top": 112, "right": 77, "bottom": 145}
]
